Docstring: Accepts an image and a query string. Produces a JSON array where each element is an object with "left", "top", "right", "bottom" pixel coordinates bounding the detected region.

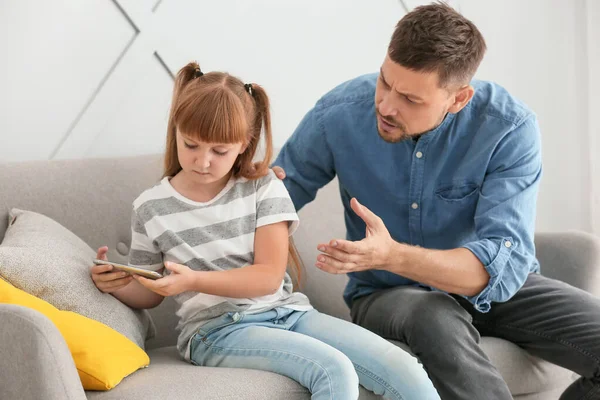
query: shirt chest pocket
[
  {"left": 431, "top": 182, "right": 480, "bottom": 235},
  {"left": 435, "top": 182, "right": 480, "bottom": 202}
]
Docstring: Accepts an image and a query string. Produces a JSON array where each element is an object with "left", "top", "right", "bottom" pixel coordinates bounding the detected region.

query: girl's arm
[
  {"left": 189, "top": 221, "right": 290, "bottom": 298},
  {"left": 112, "top": 277, "right": 165, "bottom": 309}
]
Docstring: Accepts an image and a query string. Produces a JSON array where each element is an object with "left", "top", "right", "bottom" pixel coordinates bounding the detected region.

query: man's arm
[
  {"left": 315, "top": 198, "right": 489, "bottom": 295},
  {"left": 317, "top": 115, "right": 542, "bottom": 312},
  {"left": 273, "top": 104, "right": 336, "bottom": 211},
  {"left": 387, "top": 245, "right": 488, "bottom": 295}
]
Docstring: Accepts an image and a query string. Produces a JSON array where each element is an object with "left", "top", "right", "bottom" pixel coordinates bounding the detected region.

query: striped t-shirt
[{"left": 129, "top": 170, "right": 312, "bottom": 359}]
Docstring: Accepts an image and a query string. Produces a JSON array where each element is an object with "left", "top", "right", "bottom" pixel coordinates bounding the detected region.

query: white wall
[
  {"left": 463, "top": 0, "right": 593, "bottom": 233},
  {"left": 0, "top": 0, "right": 597, "bottom": 234},
  {"left": 587, "top": 0, "right": 600, "bottom": 235}
]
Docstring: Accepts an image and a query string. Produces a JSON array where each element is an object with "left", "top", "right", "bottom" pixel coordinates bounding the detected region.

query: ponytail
[
  {"left": 235, "top": 83, "right": 273, "bottom": 180},
  {"left": 164, "top": 61, "right": 203, "bottom": 178}
]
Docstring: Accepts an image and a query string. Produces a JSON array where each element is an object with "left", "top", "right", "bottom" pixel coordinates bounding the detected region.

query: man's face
[{"left": 375, "top": 55, "right": 461, "bottom": 143}]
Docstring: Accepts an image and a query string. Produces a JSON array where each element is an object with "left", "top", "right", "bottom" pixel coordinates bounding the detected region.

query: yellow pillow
[{"left": 0, "top": 278, "right": 149, "bottom": 390}]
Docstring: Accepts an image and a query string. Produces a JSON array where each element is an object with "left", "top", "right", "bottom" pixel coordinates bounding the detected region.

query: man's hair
[{"left": 388, "top": 2, "right": 486, "bottom": 87}]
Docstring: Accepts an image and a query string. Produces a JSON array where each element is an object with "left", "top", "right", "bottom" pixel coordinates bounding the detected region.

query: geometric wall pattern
[{"left": 1, "top": 0, "right": 598, "bottom": 234}]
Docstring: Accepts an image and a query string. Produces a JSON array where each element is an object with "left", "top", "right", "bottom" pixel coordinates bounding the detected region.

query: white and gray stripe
[{"left": 128, "top": 170, "right": 311, "bottom": 359}]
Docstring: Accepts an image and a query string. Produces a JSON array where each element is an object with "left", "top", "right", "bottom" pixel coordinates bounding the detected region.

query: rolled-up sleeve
[
  {"left": 273, "top": 104, "right": 336, "bottom": 211},
  {"left": 461, "top": 115, "right": 542, "bottom": 312}
]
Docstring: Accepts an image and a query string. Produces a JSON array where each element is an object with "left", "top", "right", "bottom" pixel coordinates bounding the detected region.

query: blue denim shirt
[{"left": 274, "top": 73, "right": 542, "bottom": 313}]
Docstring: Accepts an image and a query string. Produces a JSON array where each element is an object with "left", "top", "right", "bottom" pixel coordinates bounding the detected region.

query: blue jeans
[{"left": 189, "top": 308, "right": 440, "bottom": 400}]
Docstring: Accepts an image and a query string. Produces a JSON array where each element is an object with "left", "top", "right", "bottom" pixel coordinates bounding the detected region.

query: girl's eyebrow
[{"left": 181, "top": 136, "right": 232, "bottom": 148}]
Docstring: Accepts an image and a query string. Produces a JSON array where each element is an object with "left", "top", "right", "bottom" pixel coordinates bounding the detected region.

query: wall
[
  {"left": 463, "top": 0, "right": 593, "bottom": 232},
  {"left": 0, "top": 0, "right": 597, "bottom": 233},
  {"left": 586, "top": 0, "right": 600, "bottom": 234}
]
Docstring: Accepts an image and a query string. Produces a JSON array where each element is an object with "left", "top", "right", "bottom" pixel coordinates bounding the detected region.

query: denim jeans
[{"left": 189, "top": 308, "right": 440, "bottom": 400}]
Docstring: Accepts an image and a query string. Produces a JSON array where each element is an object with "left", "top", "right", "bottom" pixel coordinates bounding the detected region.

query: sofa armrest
[
  {"left": 535, "top": 231, "right": 600, "bottom": 296},
  {"left": 0, "top": 304, "right": 86, "bottom": 400}
]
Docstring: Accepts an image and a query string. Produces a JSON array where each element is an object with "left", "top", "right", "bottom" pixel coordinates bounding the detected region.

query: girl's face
[{"left": 176, "top": 130, "right": 246, "bottom": 186}]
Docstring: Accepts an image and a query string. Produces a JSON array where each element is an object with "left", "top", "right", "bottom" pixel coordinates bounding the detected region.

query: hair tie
[
  {"left": 194, "top": 68, "right": 204, "bottom": 78},
  {"left": 244, "top": 83, "right": 253, "bottom": 96}
]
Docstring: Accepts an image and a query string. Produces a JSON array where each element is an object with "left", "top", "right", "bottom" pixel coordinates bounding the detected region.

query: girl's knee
[
  {"left": 317, "top": 351, "right": 359, "bottom": 399},
  {"left": 336, "top": 354, "right": 359, "bottom": 387},
  {"left": 366, "top": 348, "right": 440, "bottom": 400}
]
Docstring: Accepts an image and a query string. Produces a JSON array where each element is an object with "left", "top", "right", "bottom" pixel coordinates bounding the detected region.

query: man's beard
[
  {"left": 378, "top": 127, "right": 412, "bottom": 143},
  {"left": 376, "top": 110, "right": 447, "bottom": 143},
  {"left": 376, "top": 112, "right": 417, "bottom": 143}
]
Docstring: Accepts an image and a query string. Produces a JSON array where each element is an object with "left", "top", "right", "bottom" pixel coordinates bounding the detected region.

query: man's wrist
[{"left": 383, "top": 240, "right": 408, "bottom": 274}]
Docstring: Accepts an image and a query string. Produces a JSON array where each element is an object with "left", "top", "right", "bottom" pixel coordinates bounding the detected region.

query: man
[{"left": 273, "top": 3, "right": 600, "bottom": 399}]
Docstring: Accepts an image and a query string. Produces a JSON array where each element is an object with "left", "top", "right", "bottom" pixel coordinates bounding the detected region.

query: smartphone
[{"left": 93, "top": 259, "right": 163, "bottom": 280}]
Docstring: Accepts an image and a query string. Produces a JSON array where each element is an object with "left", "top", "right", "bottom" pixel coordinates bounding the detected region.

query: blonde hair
[{"left": 163, "top": 61, "right": 303, "bottom": 288}]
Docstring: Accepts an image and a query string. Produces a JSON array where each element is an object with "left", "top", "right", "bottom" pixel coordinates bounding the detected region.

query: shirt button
[
  {"left": 504, "top": 241, "right": 512, "bottom": 248},
  {"left": 411, "top": 202, "right": 419, "bottom": 209},
  {"left": 416, "top": 151, "right": 423, "bottom": 159}
]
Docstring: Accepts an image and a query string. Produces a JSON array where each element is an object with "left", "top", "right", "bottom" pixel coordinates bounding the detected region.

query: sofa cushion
[
  {"left": 85, "top": 346, "right": 310, "bottom": 400},
  {"left": 0, "top": 278, "right": 149, "bottom": 390},
  {"left": 84, "top": 342, "right": 574, "bottom": 400},
  {"left": 86, "top": 346, "right": 386, "bottom": 400},
  {"left": 0, "top": 208, "right": 154, "bottom": 348}
]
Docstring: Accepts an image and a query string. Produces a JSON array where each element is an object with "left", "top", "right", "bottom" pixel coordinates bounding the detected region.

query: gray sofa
[{"left": 1, "top": 154, "right": 599, "bottom": 400}]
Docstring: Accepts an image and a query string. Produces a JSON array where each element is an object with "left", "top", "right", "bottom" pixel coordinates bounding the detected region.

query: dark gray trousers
[{"left": 351, "top": 273, "right": 600, "bottom": 400}]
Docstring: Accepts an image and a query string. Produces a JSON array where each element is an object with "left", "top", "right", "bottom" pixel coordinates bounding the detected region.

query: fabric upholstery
[
  {"left": 0, "top": 154, "right": 180, "bottom": 350},
  {"left": 535, "top": 231, "right": 600, "bottom": 296},
  {"left": 0, "top": 208, "right": 153, "bottom": 348},
  {"left": 0, "top": 304, "right": 87, "bottom": 400},
  {"left": 0, "top": 278, "right": 149, "bottom": 390},
  {"left": 85, "top": 346, "right": 309, "bottom": 400},
  {"left": 1, "top": 154, "right": 595, "bottom": 399}
]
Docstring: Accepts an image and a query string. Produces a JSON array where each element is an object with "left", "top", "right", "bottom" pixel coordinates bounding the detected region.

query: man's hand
[
  {"left": 272, "top": 166, "right": 286, "bottom": 180},
  {"left": 315, "top": 198, "right": 396, "bottom": 274},
  {"left": 134, "top": 261, "right": 195, "bottom": 297}
]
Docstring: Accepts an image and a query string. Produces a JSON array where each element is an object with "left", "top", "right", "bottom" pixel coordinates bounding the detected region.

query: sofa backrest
[
  {"left": 0, "top": 154, "right": 352, "bottom": 350},
  {"left": 0, "top": 155, "right": 182, "bottom": 348},
  {"left": 4, "top": 154, "right": 597, "bottom": 350}
]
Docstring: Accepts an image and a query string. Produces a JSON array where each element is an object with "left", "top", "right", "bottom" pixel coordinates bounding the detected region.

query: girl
[{"left": 91, "top": 61, "right": 439, "bottom": 400}]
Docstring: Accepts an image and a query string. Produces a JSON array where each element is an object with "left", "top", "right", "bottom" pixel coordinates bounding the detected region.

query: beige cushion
[{"left": 0, "top": 208, "right": 154, "bottom": 348}]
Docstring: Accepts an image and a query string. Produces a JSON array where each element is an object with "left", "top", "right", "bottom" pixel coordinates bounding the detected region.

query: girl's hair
[
  {"left": 164, "top": 61, "right": 272, "bottom": 180},
  {"left": 164, "top": 61, "right": 303, "bottom": 289}
]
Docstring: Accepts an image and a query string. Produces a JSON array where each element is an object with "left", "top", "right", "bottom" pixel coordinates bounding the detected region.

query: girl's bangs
[{"left": 174, "top": 88, "right": 249, "bottom": 144}]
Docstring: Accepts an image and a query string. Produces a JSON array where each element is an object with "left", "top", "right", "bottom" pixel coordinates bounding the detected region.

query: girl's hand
[
  {"left": 91, "top": 246, "right": 133, "bottom": 293},
  {"left": 134, "top": 261, "right": 195, "bottom": 297}
]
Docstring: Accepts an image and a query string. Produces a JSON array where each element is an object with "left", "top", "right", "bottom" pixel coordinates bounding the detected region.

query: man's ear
[{"left": 448, "top": 85, "right": 474, "bottom": 114}]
